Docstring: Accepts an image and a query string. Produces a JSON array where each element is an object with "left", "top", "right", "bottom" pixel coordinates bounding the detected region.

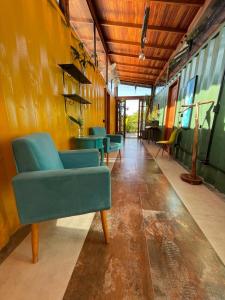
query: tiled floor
[
  {"left": 63, "top": 139, "right": 225, "bottom": 299},
  {"left": 0, "top": 140, "right": 225, "bottom": 299},
  {"left": 143, "top": 140, "right": 225, "bottom": 265}
]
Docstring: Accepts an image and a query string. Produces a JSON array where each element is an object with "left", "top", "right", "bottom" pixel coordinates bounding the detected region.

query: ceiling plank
[
  {"left": 107, "top": 39, "right": 176, "bottom": 51},
  {"left": 120, "top": 81, "right": 152, "bottom": 88},
  {"left": 118, "top": 69, "right": 158, "bottom": 77},
  {"left": 109, "top": 51, "right": 167, "bottom": 62},
  {"left": 77, "top": 36, "right": 101, "bottom": 42},
  {"left": 150, "top": 0, "right": 204, "bottom": 7},
  {"left": 100, "top": 21, "right": 186, "bottom": 34},
  {"left": 116, "top": 62, "right": 163, "bottom": 70},
  {"left": 118, "top": 68, "right": 159, "bottom": 75}
]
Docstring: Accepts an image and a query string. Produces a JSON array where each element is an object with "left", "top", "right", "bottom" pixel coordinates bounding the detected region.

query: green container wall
[{"left": 154, "top": 25, "right": 225, "bottom": 193}]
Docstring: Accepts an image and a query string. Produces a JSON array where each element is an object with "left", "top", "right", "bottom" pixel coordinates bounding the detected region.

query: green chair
[
  {"left": 12, "top": 133, "right": 111, "bottom": 263},
  {"left": 155, "top": 128, "right": 180, "bottom": 158},
  {"left": 89, "top": 127, "right": 123, "bottom": 165}
]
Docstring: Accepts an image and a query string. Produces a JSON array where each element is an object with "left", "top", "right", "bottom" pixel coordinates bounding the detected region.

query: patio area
[{"left": 1, "top": 0, "right": 225, "bottom": 299}]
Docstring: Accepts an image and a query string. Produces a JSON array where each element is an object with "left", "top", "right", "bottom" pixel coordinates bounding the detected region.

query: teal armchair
[
  {"left": 12, "top": 133, "right": 111, "bottom": 263},
  {"left": 89, "top": 127, "right": 123, "bottom": 165}
]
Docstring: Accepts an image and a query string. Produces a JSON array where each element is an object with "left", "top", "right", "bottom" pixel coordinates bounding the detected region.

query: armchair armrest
[
  {"left": 59, "top": 149, "right": 99, "bottom": 169},
  {"left": 12, "top": 167, "right": 111, "bottom": 224},
  {"left": 106, "top": 134, "right": 123, "bottom": 143}
]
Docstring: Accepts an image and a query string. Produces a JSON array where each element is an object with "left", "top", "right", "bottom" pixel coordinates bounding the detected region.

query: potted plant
[
  {"left": 68, "top": 115, "right": 84, "bottom": 137},
  {"left": 71, "top": 42, "right": 95, "bottom": 74}
]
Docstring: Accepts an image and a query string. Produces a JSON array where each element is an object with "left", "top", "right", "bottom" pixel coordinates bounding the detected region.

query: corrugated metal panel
[
  {"left": 154, "top": 24, "right": 225, "bottom": 192},
  {"left": 0, "top": 0, "right": 115, "bottom": 249}
]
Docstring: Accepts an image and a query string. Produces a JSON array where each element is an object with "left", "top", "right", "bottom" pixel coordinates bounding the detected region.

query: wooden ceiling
[{"left": 69, "top": 0, "right": 204, "bottom": 86}]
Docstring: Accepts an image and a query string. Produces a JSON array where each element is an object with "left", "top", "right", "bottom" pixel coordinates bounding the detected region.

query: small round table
[{"left": 74, "top": 136, "right": 105, "bottom": 164}]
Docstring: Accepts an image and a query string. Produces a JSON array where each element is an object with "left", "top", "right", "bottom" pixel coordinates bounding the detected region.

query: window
[{"left": 57, "top": 0, "right": 70, "bottom": 24}]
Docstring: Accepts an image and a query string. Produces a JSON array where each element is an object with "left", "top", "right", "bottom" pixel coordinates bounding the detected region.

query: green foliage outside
[{"left": 126, "top": 112, "right": 138, "bottom": 133}]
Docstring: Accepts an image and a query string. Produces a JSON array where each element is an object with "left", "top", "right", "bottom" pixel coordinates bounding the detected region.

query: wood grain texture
[{"left": 70, "top": 0, "right": 203, "bottom": 84}]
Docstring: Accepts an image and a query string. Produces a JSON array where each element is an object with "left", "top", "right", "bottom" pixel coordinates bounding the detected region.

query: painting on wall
[{"left": 181, "top": 76, "right": 198, "bottom": 128}]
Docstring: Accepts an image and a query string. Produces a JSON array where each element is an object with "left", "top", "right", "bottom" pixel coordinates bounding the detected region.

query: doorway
[
  {"left": 126, "top": 100, "right": 139, "bottom": 138},
  {"left": 164, "top": 80, "right": 179, "bottom": 139},
  {"left": 116, "top": 98, "right": 146, "bottom": 138},
  {"left": 104, "top": 89, "right": 110, "bottom": 133}
]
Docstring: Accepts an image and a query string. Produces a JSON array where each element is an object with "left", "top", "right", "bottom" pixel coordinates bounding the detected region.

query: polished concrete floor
[
  {"left": 63, "top": 139, "right": 225, "bottom": 299},
  {"left": 0, "top": 139, "right": 225, "bottom": 299}
]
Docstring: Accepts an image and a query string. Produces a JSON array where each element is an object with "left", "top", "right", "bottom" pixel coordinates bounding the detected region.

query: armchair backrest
[
  {"left": 89, "top": 127, "right": 106, "bottom": 136},
  {"left": 12, "top": 133, "right": 64, "bottom": 172},
  {"left": 168, "top": 128, "right": 180, "bottom": 145}
]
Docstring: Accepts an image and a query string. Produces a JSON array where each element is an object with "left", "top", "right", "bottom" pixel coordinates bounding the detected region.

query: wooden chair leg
[
  {"left": 162, "top": 145, "right": 165, "bottom": 156},
  {"left": 106, "top": 153, "right": 109, "bottom": 165},
  {"left": 100, "top": 210, "right": 109, "bottom": 244},
  {"left": 155, "top": 146, "right": 161, "bottom": 158},
  {"left": 119, "top": 149, "right": 122, "bottom": 160},
  {"left": 168, "top": 145, "right": 172, "bottom": 160},
  {"left": 31, "top": 224, "right": 39, "bottom": 263}
]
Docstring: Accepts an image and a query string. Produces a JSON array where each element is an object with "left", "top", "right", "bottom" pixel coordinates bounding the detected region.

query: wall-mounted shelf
[
  {"left": 59, "top": 63, "right": 91, "bottom": 84},
  {"left": 63, "top": 93, "right": 91, "bottom": 104}
]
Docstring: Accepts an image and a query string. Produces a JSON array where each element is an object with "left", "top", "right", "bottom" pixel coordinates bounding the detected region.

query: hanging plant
[
  {"left": 71, "top": 42, "right": 95, "bottom": 72},
  {"left": 68, "top": 115, "right": 84, "bottom": 137},
  {"left": 68, "top": 115, "right": 84, "bottom": 128}
]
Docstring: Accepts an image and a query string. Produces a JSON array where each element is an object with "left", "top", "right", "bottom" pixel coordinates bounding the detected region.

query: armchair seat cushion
[
  {"left": 108, "top": 142, "right": 121, "bottom": 152},
  {"left": 90, "top": 127, "right": 123, "bottom": 155}
]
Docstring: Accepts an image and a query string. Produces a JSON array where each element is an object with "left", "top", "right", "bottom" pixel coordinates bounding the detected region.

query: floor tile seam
[
  {"left": 139, "top": 192, "right": 156, "bottom": 299},
  {"left": 191, "top": 213, "right": 225, "bottom": 218}
]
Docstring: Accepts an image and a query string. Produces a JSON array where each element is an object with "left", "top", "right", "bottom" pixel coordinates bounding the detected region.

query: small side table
[{"left": 74, "top": 136, "right": 105, "bottom": 164}]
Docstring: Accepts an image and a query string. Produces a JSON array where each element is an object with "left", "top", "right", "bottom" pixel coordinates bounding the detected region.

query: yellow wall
[{"left": 0, "top": 0, "right": 115, "bottom": 249}]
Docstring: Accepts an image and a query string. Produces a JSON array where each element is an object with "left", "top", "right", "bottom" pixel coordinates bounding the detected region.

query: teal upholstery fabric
[
  {"left": 12, "top": 133, "right": 64, "bottom": 172},
  {"left": 89, "top": 127, "right": 106, "bottom": 136},
  {"left": 13, "top": 167, "right": 111, "bottom": 224},
  {"left": 107, "top": 134, "right": 123, "bottom": 144},
  {"left": 109, "top": 142, "right": 121, "bottom": 152},
  {"left": 59, "top": 149, "right": 99, "bottom": 168},
  {"left": 89, "top": 127, "right": 123, "bottom": 154},
  {"left": 11, "top": 133, "right": 111, "bottom": 225}
]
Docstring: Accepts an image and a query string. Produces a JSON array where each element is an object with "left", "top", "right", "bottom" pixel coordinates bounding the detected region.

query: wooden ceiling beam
[
  {"left": 70, "top": 17, "right": 93, "bottom": 24},
  {"left": 118, "top": 69, "right": 158, "bottom": 77},
  {"left": 100, "top": 21, "right": 186, "bottom": 34},
  {"left": 120, "top": 78, "right": 154, "bottom": 86},
  {"left": 116, "top": 96, "right": 148, "bottom": 100},
  {"left": 70, "top": 17, "right": 94, "bottom": 24},
  {"left": 121, "top": 80, "right": 153, "bottom": 86},
  {"left": 116, "top": 62, "right": 163, "bottom": 70},
  {"left": 107, "top": 39, "right": 176, "bottom": 51},
  {"left": 120, "top": 81, "right": 152, "bottom": 88},
  {"left": 85, "top": 1, "right": 108, "bottom": 54},
  {"left": 150, "top": 0, "right": 204, "bottom": 7},
  {"left": 78, "top": 36, "right": 101, "bottom": 42},
  {"left": 120, "top": 75, "right": 155, "bottom": 82},
  {"left": 109, "top": 51, "right": 167, "bottom": 62}
]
